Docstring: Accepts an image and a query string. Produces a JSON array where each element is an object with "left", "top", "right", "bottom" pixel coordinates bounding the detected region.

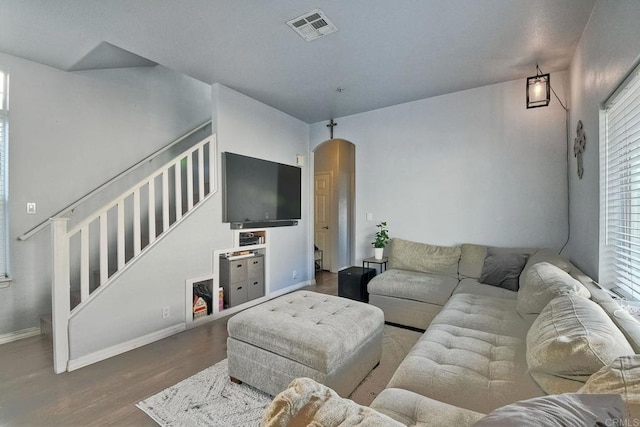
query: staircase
[{"left": 49, "top": 133, "right": 217, "bottom": 373}]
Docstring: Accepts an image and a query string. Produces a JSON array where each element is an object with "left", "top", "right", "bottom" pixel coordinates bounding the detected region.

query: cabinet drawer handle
[
  {"left": 253, "top": 281, "right": 258, "bottom": 285},
  {"left": 237, "top": 286, "right": 242, "bottom": 290},
  {"left": 236, "top": 264, "right": 242, "bottom": 268}
]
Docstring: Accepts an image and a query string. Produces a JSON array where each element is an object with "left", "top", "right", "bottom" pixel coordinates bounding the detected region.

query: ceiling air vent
[{"left": 287, "top": 9, "right": 337, "bottom": 42}]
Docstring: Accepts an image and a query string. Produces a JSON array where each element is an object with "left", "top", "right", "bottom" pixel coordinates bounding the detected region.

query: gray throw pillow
[
  {"left": 472, "top": 394, "right": 626, "bottom": 427},
  {"left": 479, "top": 252, "right": 527, "bottom": 291}
]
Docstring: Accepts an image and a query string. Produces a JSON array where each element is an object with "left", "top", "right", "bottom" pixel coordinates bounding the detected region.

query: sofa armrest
[
  {"left": 262, "top": 377, "right": 404, "bottom": 427},
  {"left": 370, "top": 388, "right": 485, "bottom": 427}
]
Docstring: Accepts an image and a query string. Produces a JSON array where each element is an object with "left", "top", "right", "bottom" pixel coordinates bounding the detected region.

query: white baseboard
[
  {"left": 67, "top": 323, "right": 186, "bottom": 372},
  {"left": 269, "top": 280, "right": 311, "bottom": 299},
  {"left": 66, "top": 280, "right": 312, "bottom": 371},
  {"left": 0, "top": 326, "right": 41, "bottom": 345}
]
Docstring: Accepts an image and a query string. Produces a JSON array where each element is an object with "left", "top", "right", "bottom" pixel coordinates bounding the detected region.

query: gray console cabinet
[
  {"left": 247, "top": 256, "right": 265, "bottom": 301},
  {"left": 220, "top": 254, "right": 264, "bottom": 308}
]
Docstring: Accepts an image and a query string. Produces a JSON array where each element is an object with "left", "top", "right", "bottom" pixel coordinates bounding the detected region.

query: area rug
[{"left": 137, "top": 324, "right": 421, "bottom": 426}]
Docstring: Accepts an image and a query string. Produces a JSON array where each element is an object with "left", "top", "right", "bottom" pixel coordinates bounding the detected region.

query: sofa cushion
[
  {"left": 479, "top": 252, "right": 528, "bottom": 291},
  {"left": 526, "top": 295, "right": 635, "bottom": 394},
  {"left": 370, "top": 388, "right": 484, "bottom": 426},
  {"left": 516, "top": 262, "right": 591, "bottom": 315},
  {"left": 452, "top": 278, "right": 517, "bottom": 300},
  {"left": 459, "top": 244, "right": 488, "bottom": 278},
  {"left": 262, "top": 377, "right": 404, "bottom": 427},
  {"left": 386, "top": 294, "right": 543, "bottom": 413},
  {"left": 430, "top": 293, "right": 532, "bottom": 337},
  {"left": 387, "top": 322, "right": 544, "bottom": 414},
  {"left": 367, "top": 269, "right": 458, "bottom": 306},
  {"left": 579, "top": 355, "right": 640, "bottom": 421},
  {"left": 472, "top": 393, "right": 626, "bottom": 427},
  {"left": 388, "top": 238, "right": 460, "bottom": 277}
]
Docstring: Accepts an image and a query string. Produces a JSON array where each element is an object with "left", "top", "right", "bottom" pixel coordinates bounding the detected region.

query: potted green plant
[{"left": 372, "top": 221, "right": 389, "bottom": 259}]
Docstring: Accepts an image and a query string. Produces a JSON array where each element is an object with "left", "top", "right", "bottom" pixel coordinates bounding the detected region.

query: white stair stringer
[
  {"left": 50, "top": 134, "right": 217, "bottom": 373},
  {"left": 69, "top": 184, "right": 216, "bottom": 318}
]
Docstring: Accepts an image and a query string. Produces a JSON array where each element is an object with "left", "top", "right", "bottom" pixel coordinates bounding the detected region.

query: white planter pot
[{"left": 374, "top": 248, "right": 384, "bottom": 259}]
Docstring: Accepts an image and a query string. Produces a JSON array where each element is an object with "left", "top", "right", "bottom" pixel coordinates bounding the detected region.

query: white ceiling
[{"left": 0, "top": 0, "right": 596, "bottom": 123}]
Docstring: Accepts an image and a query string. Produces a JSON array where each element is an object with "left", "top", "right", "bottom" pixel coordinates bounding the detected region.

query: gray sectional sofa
[{"left": 262, "top": 238, "right": 640, "bottom": 426}]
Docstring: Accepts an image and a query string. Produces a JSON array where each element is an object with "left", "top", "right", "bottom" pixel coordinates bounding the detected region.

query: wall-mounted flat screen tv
[{"left": 222, "top": 152, "right": 301, "bottom": 226}]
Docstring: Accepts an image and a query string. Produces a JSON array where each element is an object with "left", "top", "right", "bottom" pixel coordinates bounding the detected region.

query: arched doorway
[{"left": 313, "top": 139, "right": 355, "bottom": 274}]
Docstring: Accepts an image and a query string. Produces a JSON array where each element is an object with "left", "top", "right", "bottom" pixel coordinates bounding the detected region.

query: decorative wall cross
[
  {"left": 326, "top": 119, "right": 338, "bottom": 139},
  {"left": 574, "top": 120, "right": 586, "bottom": 179}
]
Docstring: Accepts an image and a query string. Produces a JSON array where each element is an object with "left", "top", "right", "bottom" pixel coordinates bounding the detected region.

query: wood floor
[{"left": 0, "top": 271, "right": 337, "bottom": 426}]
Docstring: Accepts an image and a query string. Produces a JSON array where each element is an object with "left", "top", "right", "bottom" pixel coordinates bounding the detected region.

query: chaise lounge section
[
  {"left": 262, "top": 238, "right": 640, "bottom": 425},
  {"left": 367, "top": 238, "right": 462, "bottom": 330}
]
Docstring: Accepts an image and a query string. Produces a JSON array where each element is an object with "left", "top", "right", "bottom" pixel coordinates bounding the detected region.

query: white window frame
[
  {"left": 0, "top": 69, "right": 8, "bottom": 281},
  {"left": 600, "top": 62, "right": 640, "bottom": 300}
]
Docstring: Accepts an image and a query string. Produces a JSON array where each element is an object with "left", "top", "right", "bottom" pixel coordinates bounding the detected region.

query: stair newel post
[{"left": 50, "top": 217, "right": 70, "bottom": 374}]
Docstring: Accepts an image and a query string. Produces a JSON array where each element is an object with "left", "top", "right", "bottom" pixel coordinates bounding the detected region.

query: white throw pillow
[
  {"left": 517, "top": 262, "right": 590, "bottom": 315},
  {"left": 526, "top": 295, "right": 635, "bottom": 394},
  {"left": 262, "top": 377, "right": 405, "bottom": 427},
  {"left": 579, "top": 355, "right": 640, "bottom": 421}
]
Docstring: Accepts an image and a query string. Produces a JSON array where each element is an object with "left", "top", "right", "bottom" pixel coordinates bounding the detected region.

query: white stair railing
[{"left": 50, "top": 135, "right": 216, "bottom": 373}]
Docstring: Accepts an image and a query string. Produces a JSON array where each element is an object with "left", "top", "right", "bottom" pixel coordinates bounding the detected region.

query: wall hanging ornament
[{"left": 574, "top": 120, "right": 586, "bottom": 179}]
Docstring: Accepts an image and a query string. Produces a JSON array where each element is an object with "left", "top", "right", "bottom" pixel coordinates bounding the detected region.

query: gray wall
[
  {"left": 214, "top": 84, "right": 311, "bottom": 290},
  {"left": 564, "top": 0, "right": 640, "bottom": 279},
  {"left": 0, "top": 51, "right": 211, "bottom": 336},
  {"left": 310, "top": 74, "right": 569, "bottom": 262},
  {"left": 68, "top": 83, "right": 310, "bottom": 361}
]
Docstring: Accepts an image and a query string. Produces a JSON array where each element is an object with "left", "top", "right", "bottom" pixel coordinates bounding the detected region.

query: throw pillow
[
  {"left": 262, "top": 377, "right": 404, "bottom": 427},
  {"left": 579, "top": 355, "right": 640, "bottom": 422},
  {"left": 479, "top": 252, "right": 528, "bottom": 291},
  {"left": 526, "top": 295, "right": 635, "bottom": 394},
  {"left": 580, "top": 355, "right": 640, "bottom": 397},
  {"left": 516, "top": 261, "right": 590, "bottom": 315},
  {"left": 472, "top": 394, "right": 626, "bottom": 427}
]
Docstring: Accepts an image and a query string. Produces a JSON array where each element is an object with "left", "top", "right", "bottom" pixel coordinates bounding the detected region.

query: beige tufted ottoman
[{"left": 227, "top": 290, "right": 384, "bottom": 397}]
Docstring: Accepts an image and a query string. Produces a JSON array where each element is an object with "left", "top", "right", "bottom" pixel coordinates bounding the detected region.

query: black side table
[
  {"left": 338, "top": 267, "right": 376, "bottom": 303},
  {"left": 362, "top": 256, "right": 388, "bottom": 274}
]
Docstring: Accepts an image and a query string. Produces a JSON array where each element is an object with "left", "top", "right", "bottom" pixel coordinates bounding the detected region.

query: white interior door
[{"left": 314, "top": 172, "right": 332, "bottom": 271}]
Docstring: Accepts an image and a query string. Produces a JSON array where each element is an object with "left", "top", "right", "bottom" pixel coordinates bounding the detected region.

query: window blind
[
  {"left": 602, "top": 64, "right": 640, "bottom": 299},
  {"left": 0, "top": 70, "right": 7, "bottom": 278}
]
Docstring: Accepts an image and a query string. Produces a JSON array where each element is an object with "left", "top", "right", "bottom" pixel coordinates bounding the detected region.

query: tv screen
[{"left": 222, "top": 152, "right": 301, "bottom": 223}]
